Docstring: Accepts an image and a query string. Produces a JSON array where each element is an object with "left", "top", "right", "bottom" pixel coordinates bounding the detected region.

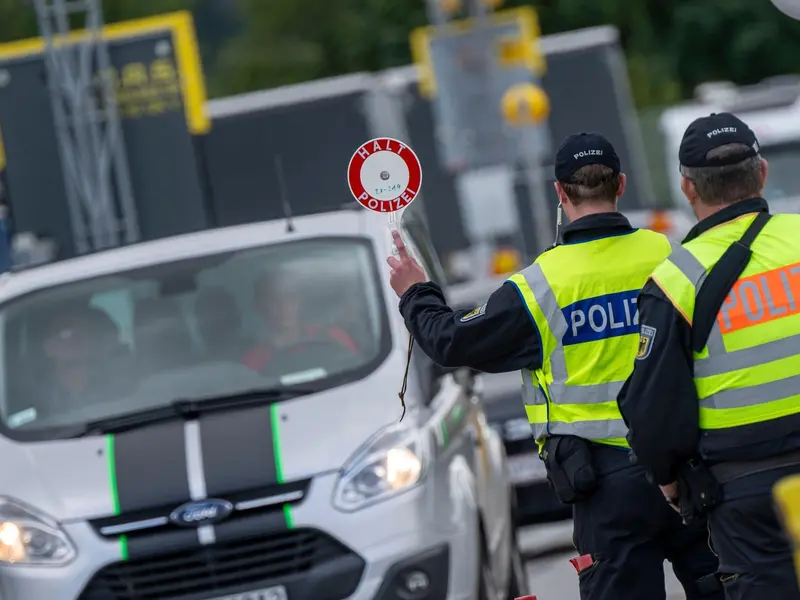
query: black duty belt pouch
[
  {"left": 542, "top": 435, "right": 599, "bottom": 504},
  {"left": 677, "top": 458, "right": 722, "bottom": 524}
]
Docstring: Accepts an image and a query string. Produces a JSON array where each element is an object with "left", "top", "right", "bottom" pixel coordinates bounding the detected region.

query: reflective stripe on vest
[
  {"left": 650, "top": 212, "right": 800, "bottom": 433},
  {"left": 510, "top": 229, "right": 672, "bottom": 445}
]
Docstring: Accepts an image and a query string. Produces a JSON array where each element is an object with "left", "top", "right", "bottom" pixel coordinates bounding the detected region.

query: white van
[{"left": 0, "top": 208, "right": 527, "bottom": 600}]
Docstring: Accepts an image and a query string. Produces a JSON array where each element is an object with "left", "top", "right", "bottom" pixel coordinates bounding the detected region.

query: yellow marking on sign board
[
  {"left": 95, "top": 56, "right": 183, "bottom": 120},
  {"left": 0, "top": 11, "right": 209, "bottom": 135}
]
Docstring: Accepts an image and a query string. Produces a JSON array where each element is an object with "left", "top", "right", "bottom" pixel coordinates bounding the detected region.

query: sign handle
[{"left": 387, "top": 211, "right": 400, "bottom": 257}]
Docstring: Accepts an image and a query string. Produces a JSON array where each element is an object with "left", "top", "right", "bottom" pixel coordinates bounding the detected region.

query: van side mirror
[{"left": 430, "top": 363, "right": 477, "bottom": 393}]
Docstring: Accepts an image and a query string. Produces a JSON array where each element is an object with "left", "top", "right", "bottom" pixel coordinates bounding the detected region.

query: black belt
[{"left": 709, "top": 449, "right": 800, "bottom": 484}]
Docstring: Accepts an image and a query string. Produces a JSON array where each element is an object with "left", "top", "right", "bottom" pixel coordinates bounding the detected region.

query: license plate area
[{"left": 205, "top": 586, "right": 288, "bottom": 600}]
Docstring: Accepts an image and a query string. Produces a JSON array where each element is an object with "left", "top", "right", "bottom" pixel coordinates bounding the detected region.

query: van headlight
[
  {"left": 333, "top": 424, "right": 428, "bottom": 512},
  {"left": 0, "top": 497, "right": 76, "bottom": 565}
]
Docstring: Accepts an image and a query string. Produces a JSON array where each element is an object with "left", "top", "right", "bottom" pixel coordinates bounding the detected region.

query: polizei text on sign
[{"left": 347, "top": 137, "right": 423, "bottom": 213}]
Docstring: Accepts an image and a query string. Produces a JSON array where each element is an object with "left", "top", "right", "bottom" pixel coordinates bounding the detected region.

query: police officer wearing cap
[
  {"left": 387, "top": 133, "right": 723, "bottom": 600},
  {"left": 620, "top": 112, "right": 800, "bottom": 599}
]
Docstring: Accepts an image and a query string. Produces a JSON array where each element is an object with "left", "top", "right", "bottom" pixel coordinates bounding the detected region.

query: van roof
[{"left": 0, "top": 210, "right": 374, "bottom": 301}]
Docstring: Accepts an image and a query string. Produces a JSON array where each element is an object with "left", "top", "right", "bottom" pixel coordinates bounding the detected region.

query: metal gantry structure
[{"left": 31, "top": 0, "right": 139, "bottom": 254}]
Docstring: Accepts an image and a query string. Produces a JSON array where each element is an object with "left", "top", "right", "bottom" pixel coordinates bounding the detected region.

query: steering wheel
[{"left": 259, "top": 338, "right": 358, "bottom": 375}]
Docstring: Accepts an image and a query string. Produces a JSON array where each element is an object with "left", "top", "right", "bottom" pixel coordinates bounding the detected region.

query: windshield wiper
[{"left": 75, "top": 387, "right": 317, "bottom": 436}]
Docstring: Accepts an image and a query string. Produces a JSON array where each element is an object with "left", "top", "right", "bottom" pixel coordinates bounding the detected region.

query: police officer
[
  {"left": 387, "top": 133, "right": 723, "bottom": 600},
  {"left": 619, "top": 113, "right": 800, "bottom": 600}
]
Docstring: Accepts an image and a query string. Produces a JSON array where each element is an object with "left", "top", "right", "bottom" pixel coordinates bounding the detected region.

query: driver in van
[
  {"left": 40, "top": 305, "right": 123, "bottom": 401},
  {"left": 241, "top": 269, "right": 359, "bottom": 372}
]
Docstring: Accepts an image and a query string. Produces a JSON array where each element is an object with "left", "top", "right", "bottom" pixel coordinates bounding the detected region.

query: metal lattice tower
[{"left": 32, "top": 0, "right": 139, "bottom": 255}]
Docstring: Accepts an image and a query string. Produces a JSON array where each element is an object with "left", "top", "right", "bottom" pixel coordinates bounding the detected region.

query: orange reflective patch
[{"left": 718, "top": 262, "right": 800, "bottom": 333}]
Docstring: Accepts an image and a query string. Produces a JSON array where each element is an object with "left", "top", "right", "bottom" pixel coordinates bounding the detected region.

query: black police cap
[
  {"left": 554, "top": 133, "right": 621, "bottom": 184},
  {"left": 679, "top": 113, "right": 760, "bottom": 168}
]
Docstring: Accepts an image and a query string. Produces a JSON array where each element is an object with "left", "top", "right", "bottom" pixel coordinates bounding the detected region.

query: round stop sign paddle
[{"left": 347, "top": 137, "right": 423, "bottom": 213}]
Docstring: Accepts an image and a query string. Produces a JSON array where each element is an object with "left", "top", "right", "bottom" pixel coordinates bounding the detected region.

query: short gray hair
[{"left": 680, "top": 143, "right": 762, "bottom": 206}]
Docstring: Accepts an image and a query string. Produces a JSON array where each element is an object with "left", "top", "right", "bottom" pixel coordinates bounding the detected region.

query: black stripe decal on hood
[
  {"left": 114, "top": 420, "right": 191, "bottom": 513},
  {"left": 199, "top": 405, "right": 278, "bottom": 496}
]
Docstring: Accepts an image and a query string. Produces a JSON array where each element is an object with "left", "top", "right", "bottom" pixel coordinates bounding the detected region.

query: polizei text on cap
[{"left": 573, "top": 150, "right": 603, "bottom": 159}]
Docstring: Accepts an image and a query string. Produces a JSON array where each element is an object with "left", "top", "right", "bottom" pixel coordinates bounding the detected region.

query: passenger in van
[
  {"left": 40, "top": 305, "right": 127, "bottom": 402},
  {"left": 241, "top": 269, "right": 359, "bottom": 372}
]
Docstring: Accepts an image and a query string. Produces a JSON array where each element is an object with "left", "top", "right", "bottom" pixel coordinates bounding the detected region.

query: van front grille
[{"left": 78, "top": 528, "right": 363, "bottom": 600}]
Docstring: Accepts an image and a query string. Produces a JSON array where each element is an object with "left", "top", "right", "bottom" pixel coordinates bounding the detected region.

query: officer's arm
[
  {"left": 617, "top": 280, "right": 699, "bottom": 485},
  {"left": 398, "top": 281, "right": 541, "bottom": 373}
]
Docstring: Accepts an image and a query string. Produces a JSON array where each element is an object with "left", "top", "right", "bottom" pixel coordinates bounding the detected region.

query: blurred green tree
[
  {"left": 213, "top": 0, "right": 800, "bottom": 107},
  {"left": 2, "top": 0, "right": 800, "bottom": 108},
  {"left": 668, "top": 0, "right": 800, "bottom": 98},
  {"left": 208, "top": 0, "right": 429, "bottom": 97}
]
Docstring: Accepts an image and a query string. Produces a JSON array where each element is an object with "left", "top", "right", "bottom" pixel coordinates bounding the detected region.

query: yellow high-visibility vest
[
  {"left": 649, "top": 212, "right": 800, "bottom": 452},
  {"left": 508, "top": 228, "right": 672, "bottom": 448}
]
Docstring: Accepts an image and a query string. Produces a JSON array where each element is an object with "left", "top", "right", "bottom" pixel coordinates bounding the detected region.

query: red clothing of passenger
[{"left": 241, "top": 325, "right": 358, "bottom": 372}]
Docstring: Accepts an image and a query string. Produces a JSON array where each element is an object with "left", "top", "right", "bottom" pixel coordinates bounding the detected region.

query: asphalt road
[{"left": 519, "top": 520, "right": 686, "bottom": 600}]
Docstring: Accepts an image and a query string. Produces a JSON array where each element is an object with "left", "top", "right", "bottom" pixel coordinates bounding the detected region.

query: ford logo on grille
[{"left": 169, "top": 499, "right": 233, "bottom": 527}]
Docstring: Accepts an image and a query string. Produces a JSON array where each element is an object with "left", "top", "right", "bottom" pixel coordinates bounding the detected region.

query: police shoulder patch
[
  {"left": 636, "top": 325, "right": 657, "bottom": 360},
  {"left": 460, "top": 303, "right": 487, "bottom": 322}
]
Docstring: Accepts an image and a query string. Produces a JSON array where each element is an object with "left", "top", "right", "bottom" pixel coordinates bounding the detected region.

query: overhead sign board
[
  {"left": 0, "top": 11, "right": 211, "bottom": 258},
  {"left": 410, "top": 8, "right": 548, "bottom": 172},
  {"left": 409, "top": 6, "right": 545, "bottom": 98}
]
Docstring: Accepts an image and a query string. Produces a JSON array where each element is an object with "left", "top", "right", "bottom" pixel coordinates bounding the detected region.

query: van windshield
[{"left": 0, "top": 237, "right": 390, "bottom": 435}]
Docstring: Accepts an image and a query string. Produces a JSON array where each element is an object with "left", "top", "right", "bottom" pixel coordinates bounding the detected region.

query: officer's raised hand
[{"left": 387, "top": 230, "right": 426, "bottom": 298}]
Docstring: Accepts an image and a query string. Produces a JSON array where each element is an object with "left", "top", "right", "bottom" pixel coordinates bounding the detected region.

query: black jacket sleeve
[
  {"left": 398, "top": 281, "right": 542, "bottom": 373},
  {"left": 617, "top": 280, "right": 700, "bottom": 485}
]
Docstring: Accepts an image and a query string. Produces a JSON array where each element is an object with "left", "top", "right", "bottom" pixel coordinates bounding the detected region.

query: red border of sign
[{"left": 347, "top": 137, "right": 422, "bottom": 213}]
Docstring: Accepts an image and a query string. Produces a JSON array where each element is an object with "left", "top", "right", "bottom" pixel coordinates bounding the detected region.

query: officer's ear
[
  {"left": 553, "top": 181, "right": 570, "bottom": 207},
  {"left": 680, "top": 174, "right": 699, "bottom": 204},
  {"left": 616, "top": 173, "right": 627, "bottom": 199},
  {"left": 760, "top": 157, "right": 769, "bottom": 190}
]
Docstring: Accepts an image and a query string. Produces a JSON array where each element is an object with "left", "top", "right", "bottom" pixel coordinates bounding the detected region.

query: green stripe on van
[
  {"left": 269, "top": 404, "right": 294, "bottom": 529},
  {"left": 105, "top": 434, "right": 128, "bottom": 560},
  {"left": 269, "top": 403, "right": 285, "bottom": 484}
]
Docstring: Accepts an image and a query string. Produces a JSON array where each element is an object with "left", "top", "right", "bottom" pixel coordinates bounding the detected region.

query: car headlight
[
  {"left": 0, "top": 497, "right": 76, "bottom": 565},
  {"left": 333, "top": 424, "right": 429, "bottom": 512}
]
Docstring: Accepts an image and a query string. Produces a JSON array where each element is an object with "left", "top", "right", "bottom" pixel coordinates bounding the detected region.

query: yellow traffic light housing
[
  {"left": 500, "top": 82, "right": 550, "bottom": 127},
  {"left": 491, "top": 247, "right": 522, "bottom": 275}
]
